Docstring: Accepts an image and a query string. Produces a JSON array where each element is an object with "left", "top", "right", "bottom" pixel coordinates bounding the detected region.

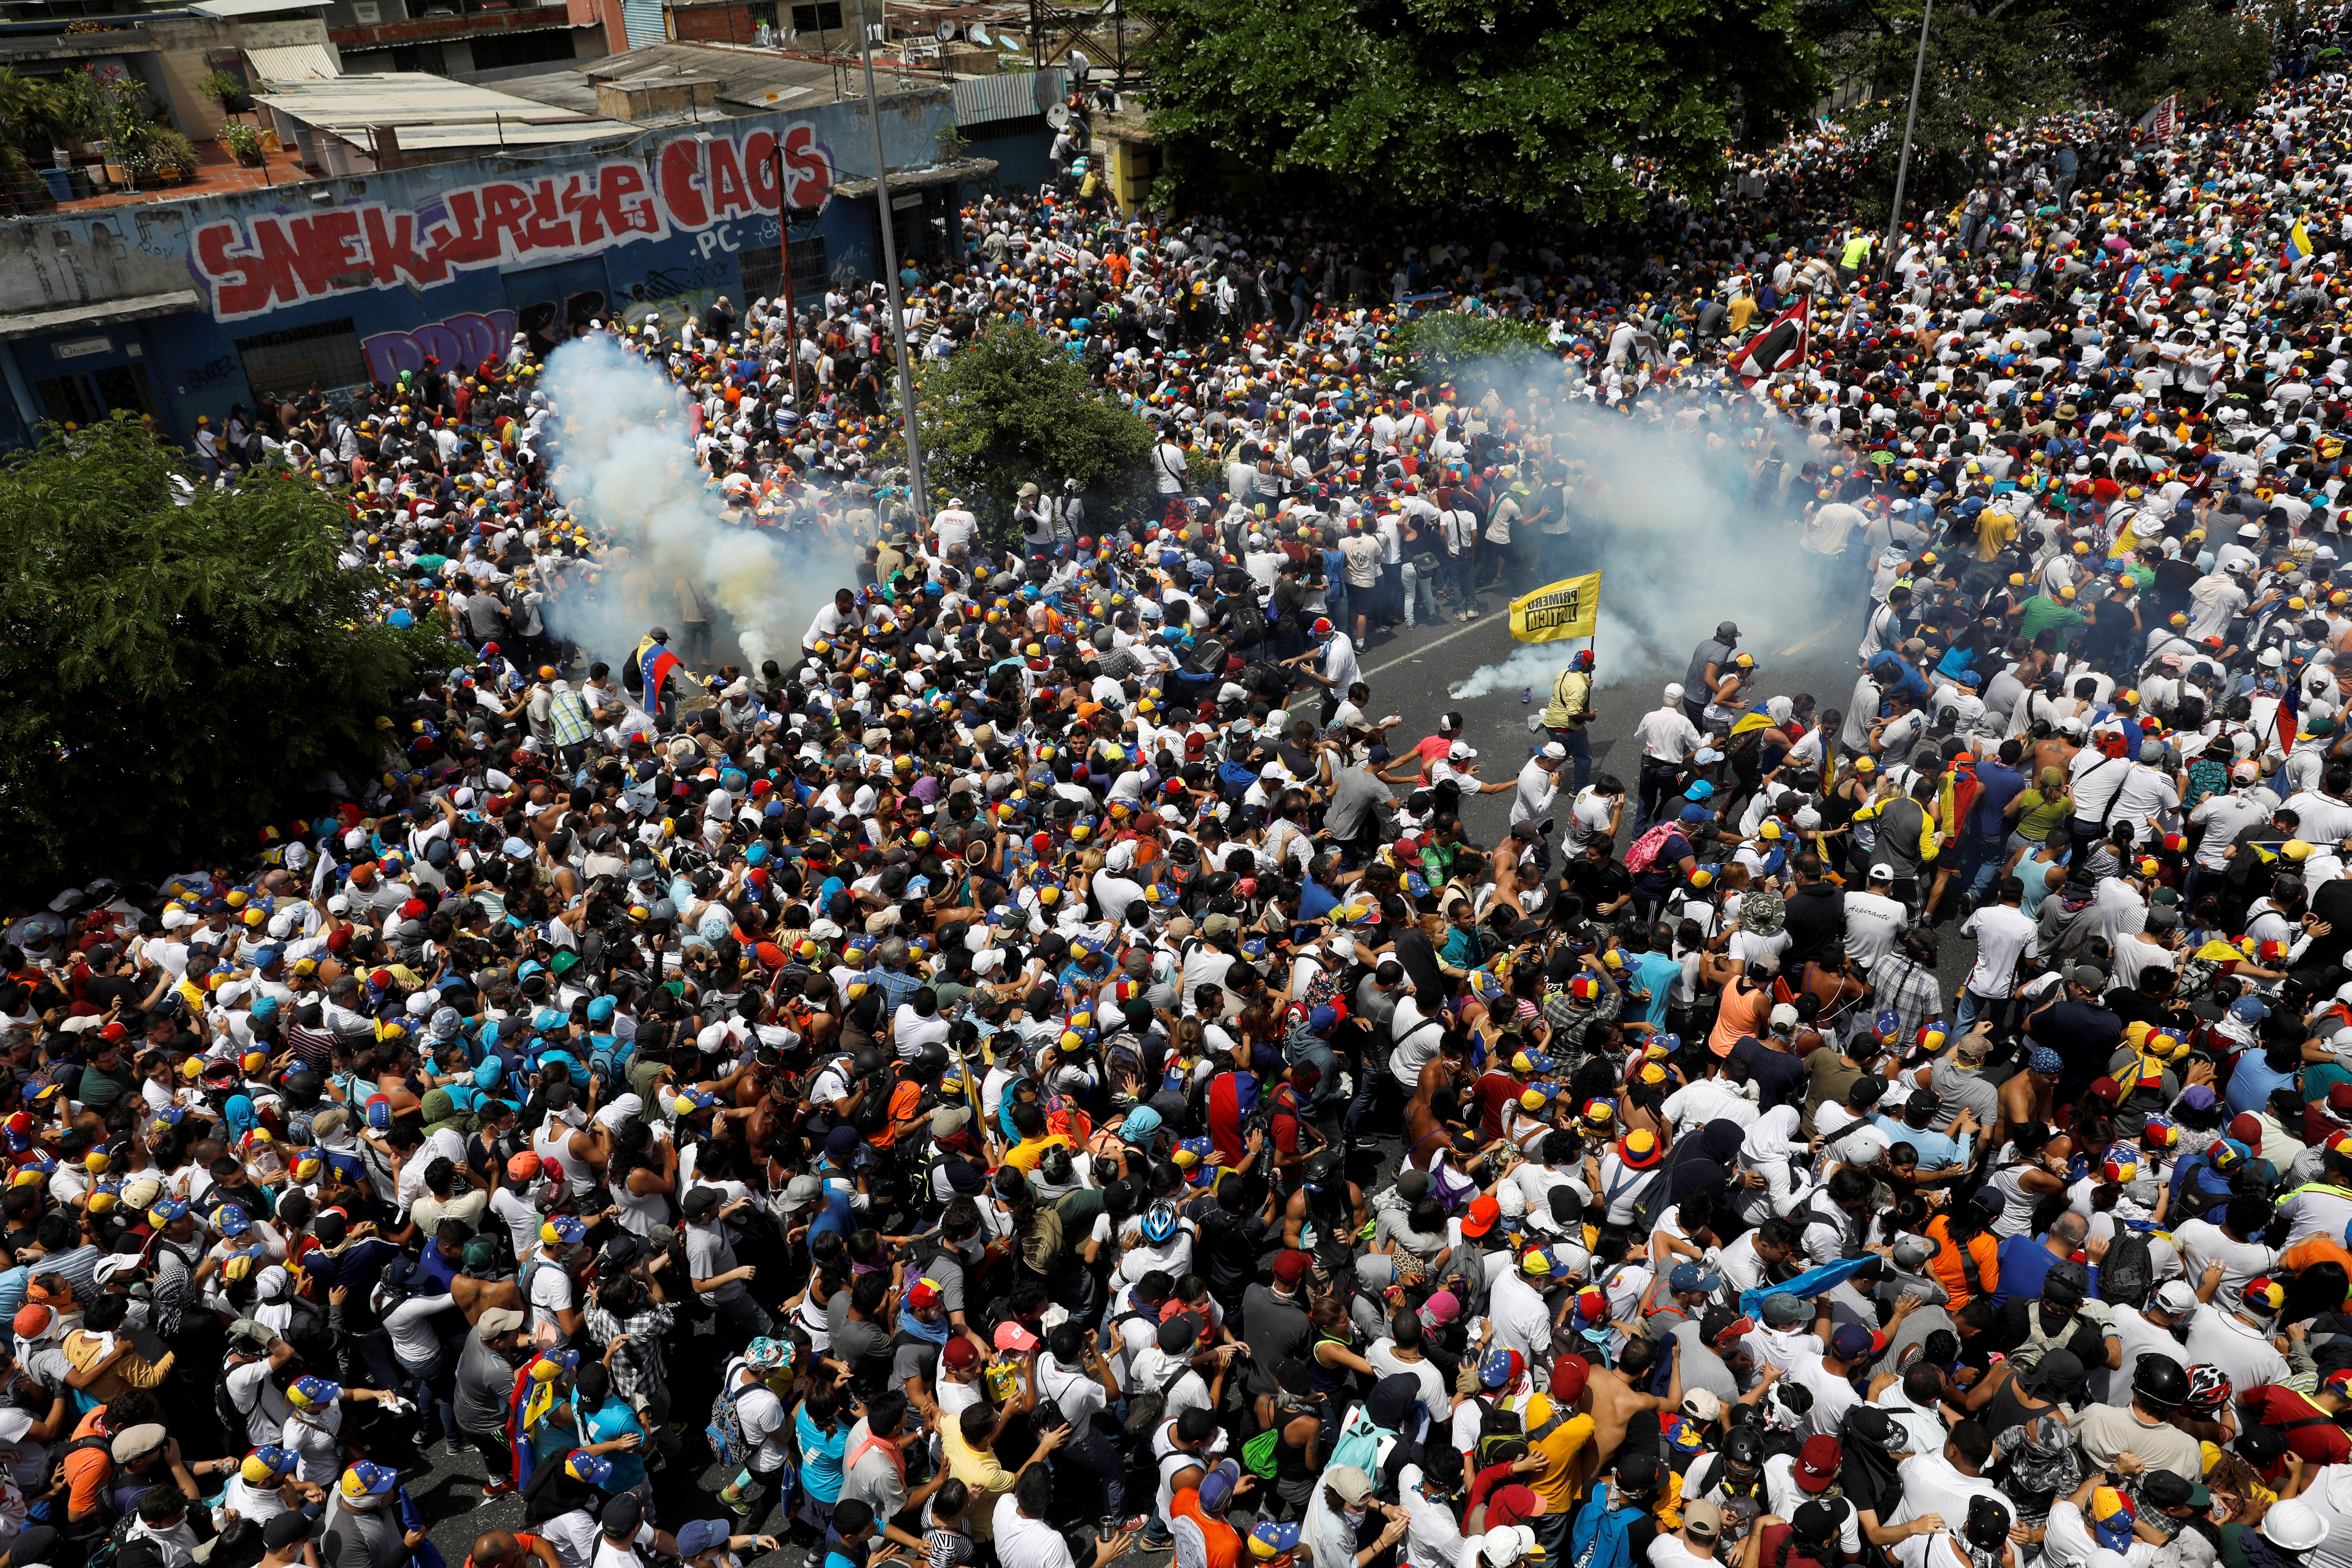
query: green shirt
[
  {"left": 2014, "top": 788, "right": 2069, "bottom": 842},
  {"left": 2018, "top": 595, "right": 2086, "bottom": 641}
]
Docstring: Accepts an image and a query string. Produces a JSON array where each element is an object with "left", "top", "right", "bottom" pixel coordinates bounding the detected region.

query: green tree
[
  {"left": 1391, "top": 312, "right": 1557, "bottom": 373},
  {"left": 1130, "top": 0, "right": 1828, "bottom": 219},
  {"left": 1819, "top": 0, "right": 2207, "bottom": 223},
  {"left": 0, "top": 415, "right": 450, "bottom": 894},
  {"left": 2129, "top": 6, "right": 2272, "bottom": 121},
  {"left": 904, "top": 322, "right": 1158, "bottom": 541}
]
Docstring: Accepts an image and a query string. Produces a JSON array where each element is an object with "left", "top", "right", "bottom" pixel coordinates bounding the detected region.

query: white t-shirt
[
  {"left": 996, "top": 1497, "right": 1078, "bottom": 1568},
  {"left": 2182, "top": 1302, "right": 2290, "bottom": 1396},
  {"left": 1890, "top": 1452, "right": 2004, "bottom": 1529}
]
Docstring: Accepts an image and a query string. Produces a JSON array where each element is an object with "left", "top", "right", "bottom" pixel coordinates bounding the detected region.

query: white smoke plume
[
  {"left": 537, "top": 334, "right": 861, "bottom": 677},
  {"left": 1446, "top": 373, "right": 1845, "bottom": 701}
]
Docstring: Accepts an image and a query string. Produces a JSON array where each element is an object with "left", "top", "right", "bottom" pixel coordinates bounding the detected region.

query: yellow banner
[{"left": 1508, "top": 571, "right": 1602, "bottom": 643}]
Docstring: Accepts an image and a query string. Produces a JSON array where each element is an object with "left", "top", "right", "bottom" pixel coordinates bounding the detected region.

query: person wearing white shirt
[
  {"left": 2041, "top": 1482, "right": 2160, "bottom": 1568},
  {"left": 2171, "top": 1209, "right": 2276, "bottom": 1299},
  {"left": 1888, "top": 1437, "right": 2005, "bottom": 1530},
  {"left": 1956, "top": 888, "right": 2039, "bottom": 1031},
  {"left": 1843, "top": 868, "right": 1911, "bottom": 966},
  {"left": 2181, "top": 1293, "right": 2291, "bottom": 1397}
]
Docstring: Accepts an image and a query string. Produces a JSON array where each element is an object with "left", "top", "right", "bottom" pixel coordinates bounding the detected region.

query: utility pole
[
  {"left": 852, "top": 0, "right": 928, "bottom": 526},
  {"left": 1881, "top": 0, "right": 1933, "bottom": 281}
]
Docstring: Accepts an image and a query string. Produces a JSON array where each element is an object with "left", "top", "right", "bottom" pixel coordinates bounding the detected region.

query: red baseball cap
[
  {"left": 1795, "top": 1435, "right": 1842, "bottom": 1492},
  {"left": 1461, "top": 1195, "right": 1501, "bottom": 1238}
]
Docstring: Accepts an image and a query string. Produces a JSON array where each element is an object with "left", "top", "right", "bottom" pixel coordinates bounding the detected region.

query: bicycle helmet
[
  {"left": 2131, "top": 1351, "right": 2189, "bottom": 1410},
  {"left": 852, "top": 1049, "right": 885, "bottom": 1078},
  {"left": 1302, "top": 1149, "right": 1343, "bottom": 1191},
  {"left": 1140, "top": 1202, "right": 1181, "bottom": 1245},
  {"left": 1722, "top": 1426, "right": 1765, "bottom": 1471},
  {"left": 2184, "top": 1363, "right": 2233, "bottom": 1413}
]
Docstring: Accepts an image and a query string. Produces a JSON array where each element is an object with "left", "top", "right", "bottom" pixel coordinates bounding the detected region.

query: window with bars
[
  {"left": 739, "top": 234, "right": 830, "bottom": 306},
  {"left": 234, "top": 318, "right": 369, "bottom": 394}
]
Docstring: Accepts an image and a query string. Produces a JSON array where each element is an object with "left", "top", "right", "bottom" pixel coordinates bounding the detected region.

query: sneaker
[
  {"left": 445, "top": 1437, "right": 465, "bottom": 1457},
  {"left": 480, "top": 1479, "right": 516, "bottom": 1499}
]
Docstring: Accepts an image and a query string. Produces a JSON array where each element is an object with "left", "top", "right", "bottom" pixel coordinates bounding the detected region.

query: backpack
[
  {"left": 1472, "top": 1395, "right": 1526, "bottom": 1469},
  {"left": 1222, "top": 592, "right": 1268, "bottom": 645},
  {"left": 704, "top": 1360, "right": 765, "bottom": 1470},
  {"left": 1122, "top": 1364, "right": 1195, "bottom": 1437},
  {"left": 1569, "top": 1485, "right": 1647, "bottom": 1568},
  {"left": 1324, "top": 1401, "right": 1394, "bottom": 1477},
  {"left": 2097, "top": 1230, "right": 2154, "bottom": 1309},
  {"left": 1623, "top": 822, "right": 1678, "bottom": 879}
]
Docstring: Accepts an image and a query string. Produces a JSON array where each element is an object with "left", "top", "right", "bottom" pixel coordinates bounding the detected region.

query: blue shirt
[
  {"left": 1990, "top": 1234, "right": 2100, "bottom": 1307},
  {"left": 1868, "top": 1114, "right": 1971, "bottom": 1171},
  {"left": 582, "top": 1394, "right": 648, "bottom": 1492},
  {"left": 2226, "top": 1052, "right": 2297, "bottom": 1118},
  {"left": 1971, "top": 761, "right": 2026, "bottom": 836},
  {"left": 1624, "top": 952, "right": 1679, "bottom": 1027}
]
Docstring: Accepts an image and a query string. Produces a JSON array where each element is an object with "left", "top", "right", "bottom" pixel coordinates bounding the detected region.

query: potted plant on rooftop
[{"left": 218, "top": 118, "right": 267, "bottom": 166}]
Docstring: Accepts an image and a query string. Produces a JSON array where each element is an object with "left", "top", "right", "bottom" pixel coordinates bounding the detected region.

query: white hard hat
[
  {"left": 1478, "top": 1527, "right": 1542, "bottom": 1568},
  {"left": 2263, "top": 1501, "right": 2329, "bottom": 1553}
]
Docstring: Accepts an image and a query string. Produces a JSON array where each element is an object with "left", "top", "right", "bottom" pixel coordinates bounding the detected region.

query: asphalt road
[{"left": 384, "top": 570, "right": 1944, "bottom": 1568}]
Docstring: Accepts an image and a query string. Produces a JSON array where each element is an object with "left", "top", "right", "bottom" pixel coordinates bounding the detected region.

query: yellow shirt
[
  {"left": 942, "top": 1421, "right": 1016, "bottom": 1538},
  {"left": 1004, "top": 1134, "right": 1074, "bottom": 1174},
  {"left": 1728, "top": 295, "right": 1758, "bottom": 334},
  {"left": 1504, "top": 1394, "right": 1596, "bottom": 1511},
  {"left": 1974, "top": 510, "right": 2017, "bottom": 562}
]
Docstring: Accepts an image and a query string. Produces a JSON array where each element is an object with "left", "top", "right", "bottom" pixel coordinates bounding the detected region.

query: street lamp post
[
  {"left": 852, "top": 0, "right": 930, "bottom": 526},
  {"left": 1881, "top": 0, "right": 1934, "bottom": 280}
]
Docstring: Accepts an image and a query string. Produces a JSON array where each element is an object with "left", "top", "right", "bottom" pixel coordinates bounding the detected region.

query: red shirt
[
  {"left": 2241, "top": 1385, "right": 2351, "bottom": 1465},
  {"left": 1472, "top": 1071, "right": 1524, "bottom": 1141}
]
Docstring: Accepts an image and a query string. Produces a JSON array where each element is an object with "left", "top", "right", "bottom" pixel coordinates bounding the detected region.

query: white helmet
[
  {"left": 1478, "top": 1528, "right": 1543, "bottom": 1568},
  {"left": 2262, "top": 1501, "right": 2329, "bottom": 1553}
]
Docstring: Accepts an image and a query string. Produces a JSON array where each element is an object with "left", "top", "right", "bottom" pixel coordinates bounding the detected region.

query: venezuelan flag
[
  {"left": 635, "top": 634, "right": 684, "bottom": 701},
  {"left": 2288, "top": 218, "right": 2314, "bottom": 264}
]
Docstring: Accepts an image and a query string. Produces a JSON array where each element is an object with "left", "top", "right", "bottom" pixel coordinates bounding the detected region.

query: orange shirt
[
  {"left": 2280, "top": 1236, "right": 2352, "bottom": 1303},
  {"left": 1170, "top": 1489, "right": 1242, "bottom": 1568},
  {"left": 1922, "top": 1216, "right": 2000, "bottom": 1310},
  {"left": 62, "top": 1406, "right": 112, "bottom": 1520}
]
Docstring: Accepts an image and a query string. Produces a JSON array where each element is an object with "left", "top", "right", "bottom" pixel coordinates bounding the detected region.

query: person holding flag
[{"left": 631, "top": 626, "right": 686, "bottom": 719}]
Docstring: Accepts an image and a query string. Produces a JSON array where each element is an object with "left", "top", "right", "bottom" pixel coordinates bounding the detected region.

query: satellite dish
[
  {"left": 1046, "top": 102, "right": 1071, "bottom": 130},
  {"left": 933, "top": 19, "right": 954, "bottom": 40},
  {"left": 968, "top": 21, "right": 989, "bottom": 43}
]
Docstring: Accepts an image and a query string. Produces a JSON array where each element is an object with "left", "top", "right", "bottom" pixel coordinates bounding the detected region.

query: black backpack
[
  {"left": 2098, "top": 1230, "right": 2155, "bottom": 1309},
  {"left": 1472, "top": 1395, "right": 1525, "bottom": 1469},
  {"left": 1221, "top": 592, "right": 1268, "bottom": 646}
]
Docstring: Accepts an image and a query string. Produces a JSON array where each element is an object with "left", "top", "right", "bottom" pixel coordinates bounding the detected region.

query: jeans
[
  {"left": 1345, "top": 1061, "right": 1396, "bottom": 1138},
  {"left": 1637, "top": 758, "right": 1682, "bottom": 830},
  {"left": 1954, "top": 987, "right": 2008, "bottom": 1037},
  {"left": 1554, "top": 726, "right": 1592, "bottom": 792},
  {"left": 712, "top": 1292, "right": 774, "bottom": 1349},
  {"left": 1402, "top": 560, "right": 1439, "bottom": 626},
  {"left": 1057, "top": 1425, "right": 1129, "bottom": 1526},
  {"left": 395, "top": 1343, "right": 457, "bottom": 1445},
  {"left": 1958, "top": 829, "right": 2007, "bottom": 900}
]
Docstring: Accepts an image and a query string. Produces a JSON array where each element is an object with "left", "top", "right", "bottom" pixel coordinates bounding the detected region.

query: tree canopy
[
  {"left": 0, "top": 416, "right": 446, "bottom": 894},
  {"left": 907, "top": 322, "right": 1159, "bottom": 540},
  {"left": 1819, "top": 0, "right": 2270, "bottom": 220},
  {"left": 1131, "top": 0, "right": 1829, "bottom": 218}
]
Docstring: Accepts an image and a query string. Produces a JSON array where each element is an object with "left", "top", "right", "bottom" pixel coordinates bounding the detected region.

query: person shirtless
[{"left": 1578, "top": 1341, "right": 1681, "bottom": 1477}]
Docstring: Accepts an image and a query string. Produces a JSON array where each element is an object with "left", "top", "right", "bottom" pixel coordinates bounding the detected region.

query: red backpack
[{"left": 1623, "top": 821, "right": 1679, "bottom": 878}]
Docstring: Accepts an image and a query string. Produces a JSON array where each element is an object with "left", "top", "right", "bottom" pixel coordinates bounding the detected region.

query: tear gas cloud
[
  {"left": 1448, "top": 364, "right": 1844, "bottom": 702},
  {"left": 538, "top": 333, "right": 859, "bottom": 676}
]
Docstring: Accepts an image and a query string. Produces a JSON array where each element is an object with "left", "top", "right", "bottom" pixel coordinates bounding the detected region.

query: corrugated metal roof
[
  {"left": 259, "top": 70, "right": 629, "bottom": 149},
  {"left": 951, "top": 67, "right": 1060, "bottom": 125},
  {"left": 187, "top": 0, "right": 324, "bottom": 18},
  {"left": 245, "top": 42, "right": 338, "bottom": 82}
]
